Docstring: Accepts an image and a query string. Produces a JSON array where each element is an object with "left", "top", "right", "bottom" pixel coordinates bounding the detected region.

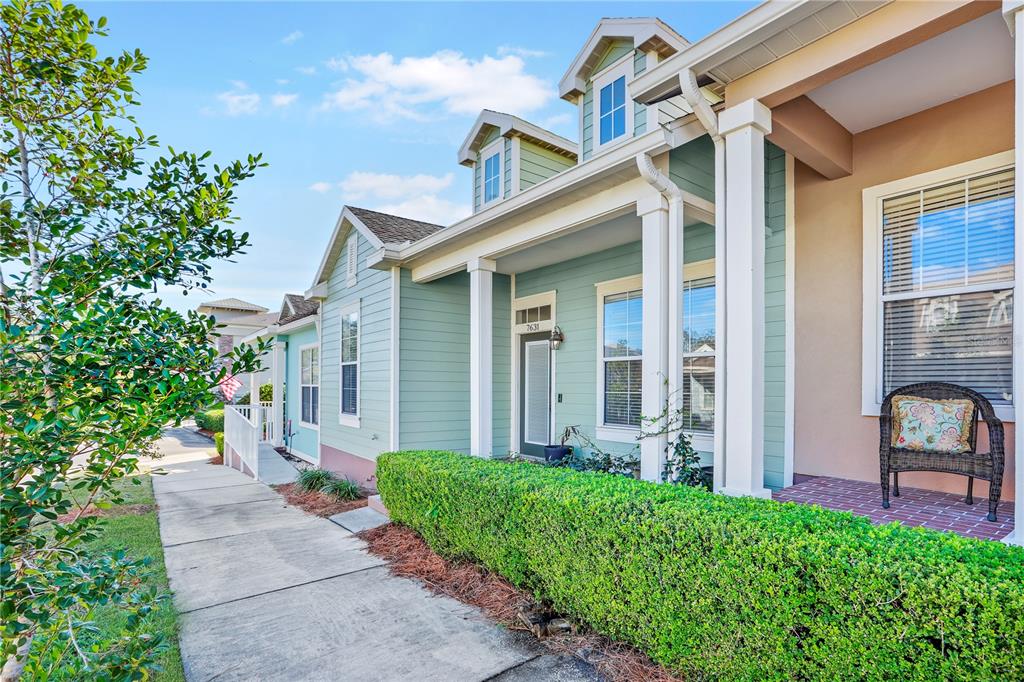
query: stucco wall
[{"left": 793, "top": 81, "right": 1016, "bottom": 499}]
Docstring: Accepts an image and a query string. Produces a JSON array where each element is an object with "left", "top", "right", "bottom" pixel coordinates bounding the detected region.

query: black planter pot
[{"left": 544, "top": 445, "right": 571, "bottom": 462}]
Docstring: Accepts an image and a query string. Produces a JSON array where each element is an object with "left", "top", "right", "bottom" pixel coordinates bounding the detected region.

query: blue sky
[{"left": 87, "top": 1, "right": 756, "bottom": 313}]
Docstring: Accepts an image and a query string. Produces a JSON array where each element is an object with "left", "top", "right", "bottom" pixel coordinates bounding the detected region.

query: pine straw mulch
[
  {"left": 273, "top": 483, "right": 368, "bottom": 517},
  {"left": 55, "top": 503, "right": 154, "bottom": 525},
  {"left": 358, "top": 523, "right": 682, "bottom": 682}
]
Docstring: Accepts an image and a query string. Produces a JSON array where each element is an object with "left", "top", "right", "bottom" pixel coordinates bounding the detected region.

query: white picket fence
[{"left": 225, "top": 404, "right": 262, "bottom": 479}]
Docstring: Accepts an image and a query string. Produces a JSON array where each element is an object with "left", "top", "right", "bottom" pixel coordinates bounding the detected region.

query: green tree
[{"left": 0, "top": 1, "right": 266, "bottom": 678}]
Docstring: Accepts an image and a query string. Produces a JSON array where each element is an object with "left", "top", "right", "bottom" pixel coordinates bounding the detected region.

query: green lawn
[{"left": 44, "top": 475, "right": 185, "bottom": 681}]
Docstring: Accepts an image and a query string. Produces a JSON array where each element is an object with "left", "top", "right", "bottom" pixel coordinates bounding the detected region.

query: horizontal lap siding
[
  {"left": 633, "top": 51, "right": 647, "bottom": 136},
  {"left": 763, "top": 142, "right": 787, "bottom": 489},
  {"left": 280, "top": 326, "right": 319, "bottom": 460},
  {"left": 581, "top": 83, "right": 593, "bottom": 162},
  {"left": 399, "top": 270, "right": 471, "bottom": 453},
  {"left": 319, "top": 231, "right": 392, "bottom": 461},
  {"left": 503, "top": 138, "right": 512, "bottom": 199},
  {"left": 493, "top": 274, "right": 511, "bottom": 455},
  {"left": 519, "top": 141, "right": 575, "bottom": 191}
]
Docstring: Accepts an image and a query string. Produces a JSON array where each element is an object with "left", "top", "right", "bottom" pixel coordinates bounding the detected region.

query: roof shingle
[
  {"left": 349, "top": 206, "right": 446, "bottom": 244},
  {"left": 279, "top": 293, "right": 319, "bottom": 325}
]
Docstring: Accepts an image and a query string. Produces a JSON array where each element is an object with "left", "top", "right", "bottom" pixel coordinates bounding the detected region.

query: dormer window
[
  {"left": 599, "top": 76, "right": 626, "bottom": 145},
  {"left": 483, "top": 147, "right": 502, "bottom": 204},
  {"left": 593, "top": 57, "right": 634, "bottom": 152}
]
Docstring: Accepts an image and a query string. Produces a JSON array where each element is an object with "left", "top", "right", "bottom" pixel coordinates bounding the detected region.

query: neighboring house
[
  {"left": 227, "top": 5, "right": 1023, "bottom": 544},
  {"left": 197, "top": 297, "right": 278, "bottom": 398}
]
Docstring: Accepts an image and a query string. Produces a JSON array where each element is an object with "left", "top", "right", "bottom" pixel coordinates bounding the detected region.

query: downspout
[
  {"left": 680, "top": 69, "right": 727, "bottom": 493},
  {"left": 636, "top": 151, "right": 684, "bottom": 449}
]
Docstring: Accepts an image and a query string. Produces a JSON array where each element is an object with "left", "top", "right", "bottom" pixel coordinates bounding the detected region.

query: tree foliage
[{"left": 1, "top": 1, "right": 266, "bottom": 678}]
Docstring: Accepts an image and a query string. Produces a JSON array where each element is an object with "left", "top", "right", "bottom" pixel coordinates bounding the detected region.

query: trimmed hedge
[
  {"left": 378, "top": 450, "right": 1024, "bottom": 681},
  {"left": 214, "top": 432, "right": 224, "bottom": 456},
  {"left": 194, "top": 408, "right": 224, "bottom": 433}
]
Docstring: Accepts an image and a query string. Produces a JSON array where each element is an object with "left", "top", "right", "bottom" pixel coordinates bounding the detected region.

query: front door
[{"left": 519, "top": 333, "right": 552, "bottom": 458}]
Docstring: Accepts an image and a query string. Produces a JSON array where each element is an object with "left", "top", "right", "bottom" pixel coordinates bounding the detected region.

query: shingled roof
[
  {"left": 279, "top": 293, "right": 319, "bottom": 325},
  {"left": 198, "top": 297, "right": 268, "bottom": 313},
  {"left": 348, "top": 206, "right": 445, "bottom": 245}
]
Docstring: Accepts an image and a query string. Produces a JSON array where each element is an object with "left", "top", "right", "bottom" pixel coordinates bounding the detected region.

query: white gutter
[
  {"left": 680, "top": 68, "right": 727, "bottom": 494},
  {"left": 636, "top": 152, "right": 685, "bottom": 426}
]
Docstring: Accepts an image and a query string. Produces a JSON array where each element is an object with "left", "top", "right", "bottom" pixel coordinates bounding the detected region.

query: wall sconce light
[{"left": 549, "top": 325, "right": 564, "bottom": 350}]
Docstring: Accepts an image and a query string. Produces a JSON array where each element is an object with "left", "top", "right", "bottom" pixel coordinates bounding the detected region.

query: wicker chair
[{"left": 880, "top": 382, "right": 1005, "bottom": 522}]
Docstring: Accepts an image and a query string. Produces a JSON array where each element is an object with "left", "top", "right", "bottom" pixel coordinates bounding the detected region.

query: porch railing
[
  {"left": 258, "top": 400, "right": 275, "bottom": 442},
  {"left": 225, "top": 404, "right": 261, "bottom": 479}
]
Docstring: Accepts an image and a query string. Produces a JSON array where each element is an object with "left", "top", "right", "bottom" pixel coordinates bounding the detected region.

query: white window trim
[
  {"left": 480, "top": 139, "right": 504, "bottom": 206},
  {"left": 595, "top": 274, "right": 643, "bottom": 443},
  {"left": 345, "top": 233, "right": 358, "bottom": 288},
  {"left": 339, "top": 300, "right": 361, "bottom": 428},
  {"left": 861, "top": 150, "right": 1016, "bottom": 421},
  {"left": 298, "top": 342, "right": 320, "bottom": 430},
  {"left": 592, "top": 55, "right": 634, "bottom": 155}
]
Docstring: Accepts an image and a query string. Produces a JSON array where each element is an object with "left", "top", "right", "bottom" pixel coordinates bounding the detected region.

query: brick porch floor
[{"left": 772, "top": 475, "right": 1015, "bottom": 542}]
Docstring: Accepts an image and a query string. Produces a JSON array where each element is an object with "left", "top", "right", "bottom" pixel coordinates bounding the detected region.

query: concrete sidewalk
[{"left": 152, "top": 428, "right": 597, "bottom": 682}]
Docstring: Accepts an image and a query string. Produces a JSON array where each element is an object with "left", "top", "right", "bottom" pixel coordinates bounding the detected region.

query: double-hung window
[
  {"left": 864, "top": 153, "right": 1015, "bottom": 416},
  {"left": 599, "top": 280, "right": 643, "bottom": 431},
  {"left": 339, "top": 303, "right": 359, "bottom": 425},
  {"left": 300, "top": 345, "right": 319, "bottom": 427},
  {"left": 598, "top": 76, "right": 626, "bottom": 146},
  {"left": 682, "top": 262, "right": 716, "bottom": 434},
  {"left": 482, "top": 144, "right": 502, "bottom": 205}
]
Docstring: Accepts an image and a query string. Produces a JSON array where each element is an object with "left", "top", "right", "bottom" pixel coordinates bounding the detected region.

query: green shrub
[
  {"left": 296, "top": 467, "right": 334, "bottom": 493},
  {"left": 214, "top": 432, "right": 224, "bottom": 456},
  {"left": 377, "top": 450, "right": 1024, "bottom": 681},
  {"left": 321, "top": 476, "right": 361, "bottom": 501},
  {"left": 194, "top": 408, "right": 224, "bottom": 433},
  {"left": 259, "top": 383, "right": 273, "bottom": 402}
]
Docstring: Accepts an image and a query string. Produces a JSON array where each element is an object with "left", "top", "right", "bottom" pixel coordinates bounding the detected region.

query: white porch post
[
  {"left": 638, "top": 194, "right": 670, "bottom": 481},
  {"left": 469, "top": 257, "right": 495, "bottom": 457},
  {"left": 718, "top": 99, "right": 772, "bottom": 499},
  {"left": 1005, "top": 0, "right": 1023, "bottom": 545},
  {"left": 271, "top": 339, "right": 285, "bottom": 447}
]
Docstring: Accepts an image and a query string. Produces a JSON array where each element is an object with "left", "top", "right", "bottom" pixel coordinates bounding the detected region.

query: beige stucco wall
[{"left": 793, "top": 81, "right": 1016, "bottom": 500}]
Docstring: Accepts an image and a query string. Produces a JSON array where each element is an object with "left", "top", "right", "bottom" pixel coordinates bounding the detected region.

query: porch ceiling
[
  {"left": 495, "top": 211, "right": 712, "bottom": 275},
  {"left": 805, "top": 11, "right": 1013, "bottom": 134}
]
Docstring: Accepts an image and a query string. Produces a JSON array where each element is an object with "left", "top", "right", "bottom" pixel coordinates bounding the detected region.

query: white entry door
[{"left": 521, "top": 336, "right": 551, "bottom": 456}]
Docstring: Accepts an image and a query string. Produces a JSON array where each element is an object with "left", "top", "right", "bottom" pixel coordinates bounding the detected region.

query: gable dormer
[
  {"left": 559, "top": 18, "right": 688, "bottom": 161},
  {"left": 458, "top": 110, "right": 578, "bottom": 213}
]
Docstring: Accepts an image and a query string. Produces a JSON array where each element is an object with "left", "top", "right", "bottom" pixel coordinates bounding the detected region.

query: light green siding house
[{"left": 239, "top": 16, "right": 796, "bottom": 501}]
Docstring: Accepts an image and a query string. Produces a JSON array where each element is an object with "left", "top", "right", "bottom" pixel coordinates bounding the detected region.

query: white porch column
[
  {"left": 469, "top": 257, "right": 495, "bottom": 457},
  {"left": 638, "top": 194, "right": 670, "bottom": 481},
  {"left": 271, "top": 339, "right": 285, "bottom": 447},
  {"left": 1005, "top": 0, "right": 1023, "bottom": 545},
  {"left": 718, "top": 99, "right": 772, "bottom": 499}
]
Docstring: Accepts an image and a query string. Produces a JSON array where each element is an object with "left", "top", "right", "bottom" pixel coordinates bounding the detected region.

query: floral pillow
[{"left": 891, "top": 396, "right": 974, "bottom": 454}]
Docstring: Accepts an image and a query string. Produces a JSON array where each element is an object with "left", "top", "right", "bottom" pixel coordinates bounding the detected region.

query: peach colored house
[{"left": 630, "top": 0, "right": 1022, "bottom": 543}]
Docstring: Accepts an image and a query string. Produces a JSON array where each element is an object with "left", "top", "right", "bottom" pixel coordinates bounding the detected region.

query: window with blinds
[
  {"left": 682, "top": 276, "right": 715, "bottom": 433},
  {"left": 880, "top": 166, "right": 1014, "bottom": 404},
  {"left": 603, "top": 289, "right": 642, "bottom": 427}
]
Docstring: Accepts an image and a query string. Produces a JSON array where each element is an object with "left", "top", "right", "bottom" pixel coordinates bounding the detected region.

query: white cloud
[
  {"left": 324, "top": 56, "right": 349, "bottom": 72},
  {"left": 295, "top": 65, "right": 317, "bottom": 76},
  {"left": 319, "top": 50, "right": 553, "bottom": 121},
  {"left": 216, "top": 84, "right": 260, "bottom": 116},
  {"left": 375, "top": 195, "right": 471, "bottom": 226},
  {"left": 275, "top": 78, "right": 290, "bottom": 85},
  {"left": 497, "top": 45, "right": 549, "bottom": 59},
  {"left": 271, "top": 93, "right": 299, "bottom": 108},
  {"left": 539, "top": 113, "right": 572, "bottom": 132},
  {"left": 309, "top": 181, "right": 334, "bottom": 193},
  {"left": 340, "top": 171, "right": 454, "bottom": 201},
  {"left": 281, "top": 30, "right": 304, "bottom": 45}
]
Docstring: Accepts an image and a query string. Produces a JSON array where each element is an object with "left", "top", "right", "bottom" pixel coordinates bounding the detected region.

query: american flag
[{"left": 219, "top": 374, "right": 243, "bottom": 401}]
